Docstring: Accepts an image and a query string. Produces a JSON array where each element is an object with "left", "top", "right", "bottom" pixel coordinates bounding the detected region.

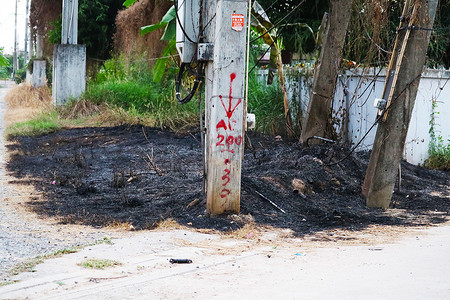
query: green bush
[
  {"left": 14, "top": 68, "right": 27, "bottom": 84},
  {"left": 425, "top": 136, "right": 450, "bottom": 170},
  {"left": 82, "top": 57, "right": 199, "bottom": 130},
  {"left": 83, "top": 55, "right": 288, "bottom": 135},
  {"left": 247, "top": 74, "right": 286, "bottom": 136},
  {"left": 0, "top": 66, "right": 9, "bottom": 79}
]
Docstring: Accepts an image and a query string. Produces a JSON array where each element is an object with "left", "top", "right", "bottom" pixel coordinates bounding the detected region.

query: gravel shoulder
[
  {"left": 0, "top": 82, "right": 119, "bottom": 279},
  {"left": 1, "top": 225, "right": 450, "bottom": 299}
]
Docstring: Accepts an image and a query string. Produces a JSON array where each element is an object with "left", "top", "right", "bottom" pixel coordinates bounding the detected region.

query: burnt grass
[{"left": 6, "top": 125, "right": 450, "bottom": 237}]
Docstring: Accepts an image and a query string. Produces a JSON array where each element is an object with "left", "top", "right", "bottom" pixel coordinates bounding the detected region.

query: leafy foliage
[
  {"left": 427, "top": 2, "right": 450, "bottom": 68},
  {"left": 83, "top": 56, "right": 199, "bottom": 130},
  {"left": 0, "top": 48, "right": 8, "bottom": 67},
  {"left": 255, "top": 0, "right": 450, "bottom": 68},
  {"left": 139, "top": 6, "right": 177, "bottom": 82},
  {"left": 49, "top": 0, "right": 124, "bottom": 60},
  {"left": 256, "top": 0, "right": 328, "bottom": 55},
  {"left": 0, "top": 48, "right": 10, "bottom": 79},
  {"left": 425, "top": 99, "right": 450, "bottom": 170},
  {"left": 425, "top": 136, "right": 450, "bottom": 171},
  {"left": 247, "top": 74, "right": 285, "bottom": 135}
]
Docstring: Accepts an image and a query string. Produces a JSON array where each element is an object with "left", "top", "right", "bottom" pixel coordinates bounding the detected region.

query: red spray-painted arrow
[{"left": 219, "top": 73, "right": 242, "bottom": 130}]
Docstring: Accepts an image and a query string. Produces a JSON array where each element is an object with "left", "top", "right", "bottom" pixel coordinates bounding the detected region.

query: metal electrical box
[{"left": 176, "top": 0, "right": 201, "bottom": 63}]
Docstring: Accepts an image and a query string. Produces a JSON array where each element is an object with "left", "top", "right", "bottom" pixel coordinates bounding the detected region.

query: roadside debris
[
  {"left": 169, "top": 259, "right": 193, "bottom": 264},
  {"left": 253, "top": 190, "right": 286, "bottom": 214}
]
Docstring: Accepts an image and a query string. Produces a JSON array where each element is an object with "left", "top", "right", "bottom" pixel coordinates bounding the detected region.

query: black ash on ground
[{"left": 6, "top": 125, "right": 450, "bottom": 236}]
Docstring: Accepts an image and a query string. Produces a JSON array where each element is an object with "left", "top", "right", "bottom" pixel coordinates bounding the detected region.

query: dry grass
[
  {"left": 3, "top": 107, "right": 41, "bottom": 128},
  {"left": 105, "top": 221, "right": 136, "bottom": 231},
  {"left": 4, "top": 83, "right": 53, "bottom": 128},
  {"left": 78, "top": 258, "right": 122, "bottom": 270},
  {"left": 226, "top": 223, "right": 262, "bottom": 240},
  {"left": 90, "top": 105, "right": 155, "bottom": 127},
  {"left": 58, "top": 99, "right": 102, "bottom": 119},
  {"left": 155, "top": 218, "right": 184, "bottom": 230},
  {"left": 114, "top": 0, "right": 172, "bottom": 65},
  {"left": 5, "top": 83, "right": 52, "bottom": 109}
]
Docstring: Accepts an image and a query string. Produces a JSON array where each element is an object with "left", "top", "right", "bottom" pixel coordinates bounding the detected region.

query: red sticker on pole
[{"left": 231, "top": 14, "right": 245, "bottom": 32}]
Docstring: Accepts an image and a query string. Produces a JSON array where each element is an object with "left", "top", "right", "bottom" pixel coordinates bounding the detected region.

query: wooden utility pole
[
  {"left": 204, "top": 0, "right": 249, "bottom": 214},
  {"left": 299, "top": 0, "right": 353, "bottom": 144},
  {"left": 362, "top": 0, "right": 438, "bottom": 208}
]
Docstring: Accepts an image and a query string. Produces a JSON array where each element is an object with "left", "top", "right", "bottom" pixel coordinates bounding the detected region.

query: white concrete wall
[
  {"left": 333, "top": 68, "right": 450, "bottom": 165},
  {"left": 257, "top": 67, "right": 450, "bottom": 165}
]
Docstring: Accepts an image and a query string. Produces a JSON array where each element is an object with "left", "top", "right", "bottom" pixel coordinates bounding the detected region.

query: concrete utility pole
[
  {"left": 52, "top": 0, "right": 86, "bottom": 105},
  {"left": 13, "top": 0, "right": 18, "bottom": 78},
  {"left": 362, "top": 0, "right": 438, "bottom": 208},
  {"left": 32, "top": 33, "right": 47, "bottom": 88},
  {"left": 61, "top": 0, "right": 78, "bottom": 44},
  {"left": 204, "top": 0, "right": 249, "bottom": 214},
  {"left": 299, "top": 0, "right": 353, "bottom": 144},
  {"left": 24, "top": 0, "right": 29, "bottom": 65},
  {"left": 25, "top": 0, "right": 32, "bottom": 83}
]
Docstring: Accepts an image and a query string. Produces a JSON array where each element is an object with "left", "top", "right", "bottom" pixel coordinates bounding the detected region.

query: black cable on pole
[
  {"left": 175, "top": 63, "right": 205, "bottom": 105},
  {"left": 174, "top": 0, "right": 197, "bottom": 44},
  {"left": 174, "top": 0, "right": 207, "bottom": 104}
]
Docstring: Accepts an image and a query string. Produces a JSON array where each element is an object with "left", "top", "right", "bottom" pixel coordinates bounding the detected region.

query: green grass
[
  {"left": 83, "top": 79, "right": 200, "bottom": 131},
  {"left": 425, "top": 140, "right": 450, "bottom": 170},
  {"left": 78, "top": 258, "right": 122, "bottom": 270},
  {"left": 8, "top": 257, "right": 45, "bottom": 276},
  {"left": 95, "top": 237, "right": 114, "bottom": 245},
  {"left": 6, "top": 55, "right": 289, "bottom": 138},
  {"left": 425, "top": 154, "right": 450, "bottom": 170},
  {"left": 5, "top": 111, "right": 62, "bottom": 139},
  {"left": 7, "top": 247, "right": 79, "bottom": 276},
  {"left": 247, "top": 74, "right": 286, "bottom": 136},
  {"left": 5, "top": 238, "right": 113, "bottom": 277},
  {"left": 0, "top": 280, "right": 19, "bottom": 287}
]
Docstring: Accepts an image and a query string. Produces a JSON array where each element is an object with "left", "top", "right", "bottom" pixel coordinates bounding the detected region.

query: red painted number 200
[{"left": 216, "top": 135, "right": 242, "bottom": 147}]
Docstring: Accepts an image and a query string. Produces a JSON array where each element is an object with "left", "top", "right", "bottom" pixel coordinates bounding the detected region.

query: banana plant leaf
[
  {"left": 140, "top": 6, "right": 176, "bottom": 41},
  {"left": 0, "top": 55, "right": 8, "bottom": 67},
  {"left": 123, "top": 0, "right": 137, "bottom": 8}
]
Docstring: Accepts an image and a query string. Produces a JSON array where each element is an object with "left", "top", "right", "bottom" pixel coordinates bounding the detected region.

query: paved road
[{"left": 1, "top": 225, "right": 450, "bottom": 299}]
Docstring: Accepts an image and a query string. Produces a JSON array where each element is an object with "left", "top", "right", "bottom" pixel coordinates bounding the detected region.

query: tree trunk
[
  {"left": 362, "top": 0, "right": 438, "bottom": 208},
  {"left": 299, "top": 0, "right": 353, "bottom": 144}
]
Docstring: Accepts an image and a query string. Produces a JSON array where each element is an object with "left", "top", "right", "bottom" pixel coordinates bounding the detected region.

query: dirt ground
[{"left": 5, "top": 124, "right": 450, "bottom": 238}]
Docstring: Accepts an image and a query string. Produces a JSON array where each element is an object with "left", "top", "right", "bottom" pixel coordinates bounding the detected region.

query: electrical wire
[
  {"left": 248, "top": 45, "right": 272, "bottom": 74},
  {"left": 324, "top": 73, "right": 422, "bottom": 166},
  {"left": 176, "top": 63, "right": 204, "bottom": 104},
  {"left": 174, "top": 0, "right": 197, "bottom": 44},
  {"left": 250, "top": 0, "right": 307, "bottom": 44},
  {"left": 248, "top": 1, "right": 301, "bottom": 75},
  {"left": 261, "top": 0, "right": 283, "bottom": 15},
  {"left": 174, "top": 0, "right": 206, "bottom": 104}
]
